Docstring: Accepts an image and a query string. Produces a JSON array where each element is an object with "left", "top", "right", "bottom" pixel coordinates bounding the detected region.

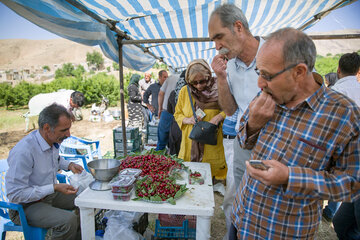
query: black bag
[{"left": 187, "top": 86, "right": 218, "bottom": 145}]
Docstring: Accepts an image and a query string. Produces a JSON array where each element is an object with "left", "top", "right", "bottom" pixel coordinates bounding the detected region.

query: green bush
[{"left": 0, "top": 72, "right": 133, "bottom": 109}]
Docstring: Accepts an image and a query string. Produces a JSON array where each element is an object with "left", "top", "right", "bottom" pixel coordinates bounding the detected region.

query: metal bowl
[{"left": 87, "top": 159, "right": 120, "bottom": 182}]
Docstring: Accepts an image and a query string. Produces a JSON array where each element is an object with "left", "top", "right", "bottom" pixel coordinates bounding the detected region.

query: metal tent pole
[{"left": 117, "top": 36, "right": 127, "bottom": 155}]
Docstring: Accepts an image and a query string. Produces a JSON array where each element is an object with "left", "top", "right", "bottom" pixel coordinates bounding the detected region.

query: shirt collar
[
  {"left": 235, "top": 37, "right": 265, "bottom": 70},
  {"left": 35, "top": 130, "right": 52, "bottom": 151}
]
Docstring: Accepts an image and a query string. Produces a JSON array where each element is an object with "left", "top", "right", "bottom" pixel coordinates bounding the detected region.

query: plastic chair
[
  {"left": 59, "top": 136, "right": 102, "bottom": 172},
  {"left": 0, "top": 159, "right": 67, "bottom": 240},
  {"left": 0, "top": 159, "right": 46, "bottom": 240}
]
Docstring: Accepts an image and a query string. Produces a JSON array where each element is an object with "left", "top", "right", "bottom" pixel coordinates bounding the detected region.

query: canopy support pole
[{"left": 117, "top": 36, "right": 127, "bottom": 155}]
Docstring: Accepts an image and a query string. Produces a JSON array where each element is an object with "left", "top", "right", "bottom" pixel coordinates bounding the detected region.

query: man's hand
[
  {"left": 68, "top": 162, "right": 83, "bottom": 174},
  {"left": 54, "top": 183, "right": 78, "bottom": 195},
  {"left": 247, "top": 91, "right": 276, "bottom": 135},
  {"left": 209, "top": 114, "right": 224, "bottom": 125},
  {"left": 246, "top": 160, "right": 289, "bottom": 185},
  {"left": 147, "top": 104, "right": 155, "bottom": 113},
  {"left": 211, "top": 54, "right": 228, "bottom": 81}
]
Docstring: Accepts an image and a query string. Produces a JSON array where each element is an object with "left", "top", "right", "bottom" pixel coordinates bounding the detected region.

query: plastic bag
[
  {"left": 103, "top": 210, "right": 144, "bottom": 240},
  {"left": 69, "top": 170, "right": 94, "bottom": 195}
]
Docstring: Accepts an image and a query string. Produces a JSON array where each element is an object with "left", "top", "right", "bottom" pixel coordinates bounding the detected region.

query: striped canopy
[{"left": 2, "top": 0, "right": 354, "bottom": 72}]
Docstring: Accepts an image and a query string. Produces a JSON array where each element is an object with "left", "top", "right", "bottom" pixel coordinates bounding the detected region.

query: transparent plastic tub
[
  {"left": 109, "top": 175, "right": 136, "bottom": 193},
  {"left": 119, "top": 168, "right": 142, "bottom": 178},
  {"left": 112, "top": 189, "right": 133, "bottom": 201}
]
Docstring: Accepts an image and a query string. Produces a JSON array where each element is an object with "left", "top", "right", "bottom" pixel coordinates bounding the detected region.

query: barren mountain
[
  {"left": 0, "top": 38, "right": 103, "bottom": 70},
  {"left": 0, "top": 29, "right": 359, "bottom": 70}
]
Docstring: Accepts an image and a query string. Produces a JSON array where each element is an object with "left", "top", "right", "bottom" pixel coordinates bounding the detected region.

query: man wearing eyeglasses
[
  {"left": 208, "top": 4, "right": 264, "bottom": 238},
  {"left": 232, "top": 27, "right": 360, "bottom": 239}
]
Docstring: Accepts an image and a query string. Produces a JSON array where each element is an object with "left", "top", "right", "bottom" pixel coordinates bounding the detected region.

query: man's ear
[
  {"left": 43, "top": 123, "right": 51, "bottom": 133},
  {"left": 233, "top": 20, "right": 243, "bottom": 33},
  {"left": 293, "top": 63, "right": 307, "bottom": 82}
]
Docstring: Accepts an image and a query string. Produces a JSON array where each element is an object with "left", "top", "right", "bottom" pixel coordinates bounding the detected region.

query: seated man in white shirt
[{"left": 6, "top": 103, "right": 84, "bottom": 240}]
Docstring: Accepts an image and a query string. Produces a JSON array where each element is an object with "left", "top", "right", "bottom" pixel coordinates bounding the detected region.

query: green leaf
[
  {"left": 167, "top": 197, "right": 176, "bottom": 205},
  {"left": 150, "top": 195, "right": 162, "bottom": 201}
]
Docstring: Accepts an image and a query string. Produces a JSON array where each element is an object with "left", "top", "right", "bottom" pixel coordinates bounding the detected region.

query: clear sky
[{"left": 0, "top": 0, "right": 359, "bottom": 40}]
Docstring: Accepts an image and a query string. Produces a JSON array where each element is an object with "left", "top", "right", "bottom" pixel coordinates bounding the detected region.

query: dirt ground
[{"left": 0, "top": 108, "right": 337, "bottom": 239}]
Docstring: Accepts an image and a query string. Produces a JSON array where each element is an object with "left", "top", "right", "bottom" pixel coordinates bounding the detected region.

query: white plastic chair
[{"left": 59, "top": 136, "right": 102, "bottom": 172}]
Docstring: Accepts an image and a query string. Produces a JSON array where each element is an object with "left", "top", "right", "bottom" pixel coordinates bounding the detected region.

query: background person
[
  {"left": 26, "top": 90, "right": 85, "bottom": 131},
  {"left": 331, "top": 51, "right": 360, "bottom": 239},
  {"left": 127, "top": 74, "right": 143, "bottom": 128},
  {"left": 232, "top": 27, "right": 360, "bottom": 239},
  {"left": 174, "top": 59, "right": 227, "bottom": 179},
  {"left": 167, "top": 70, "right": 187, "bottom": 155},
  {"left": 143, "top": 70, "right": 168, "bottom": 119},
  {"left": 324, "top": 72, "right": 338, "bottom": 87},
  {"left": 332, "top": 52, "right": 360, "bottom": 106},
  {"left": 139, "top": 72, "right": 155, "bottom": 126},
  {"left": 6, "top": 103, "right": 83, "bottom": 240},
  {"left": 155, "top": 74, "right": 179, "bottom": 151}
]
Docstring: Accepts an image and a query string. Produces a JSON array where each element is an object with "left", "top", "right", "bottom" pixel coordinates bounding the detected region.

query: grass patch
[{"left": 0, "top": 108, "right": 28, "bottom": 131}]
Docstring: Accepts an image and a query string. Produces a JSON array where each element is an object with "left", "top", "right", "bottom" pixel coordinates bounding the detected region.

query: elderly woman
[
  {"left": 174, "top": 59, "right": 227, "bottom": 179},
  {"left": 127, "top": 73, "right": 143, "bottom": 128}
]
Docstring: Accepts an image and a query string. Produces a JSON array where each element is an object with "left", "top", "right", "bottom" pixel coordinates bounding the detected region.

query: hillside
[
  {"left": 0, "top": 29, "right": 359, "bottom": 70},
  {"left": 0, "top": 38, "right": 104, "bottom": 70}
]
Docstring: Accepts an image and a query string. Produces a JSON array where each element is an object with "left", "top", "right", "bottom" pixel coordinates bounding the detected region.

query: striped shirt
[
  {"left": 222, "top": 109, "right": 239, "bottom": 136},
  {"left": 233, "top": 84, "right": 360, "bottom": 239}
]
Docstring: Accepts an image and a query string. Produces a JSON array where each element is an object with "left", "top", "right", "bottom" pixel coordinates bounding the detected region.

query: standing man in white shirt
[
  {"left": 332, "top": 52, "right": 360, "bottom": 240},
  {"left": 6, "top": 103, "right": 83, "bottom": 240},
  {"left": 332, "top": 52, "right": 360, "bottom": 106},
  {"left": 156, "top": 74, "right": 179, "bottom": 151},
  {"left": 208, "top": 4, "right": 263, "bottom": 238}
]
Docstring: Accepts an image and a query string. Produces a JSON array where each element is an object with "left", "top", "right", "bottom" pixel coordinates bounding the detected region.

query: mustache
[
  {"left": 59, "top": 136, "right": 68, "bottom": 141},
  {"left": 219, "top": 48, "right": 229, "bottom": 55}
]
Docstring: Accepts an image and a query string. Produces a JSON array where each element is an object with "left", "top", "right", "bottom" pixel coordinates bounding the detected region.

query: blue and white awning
[{"left": 1, "top": 0, "right": 354, "bottom": 72}]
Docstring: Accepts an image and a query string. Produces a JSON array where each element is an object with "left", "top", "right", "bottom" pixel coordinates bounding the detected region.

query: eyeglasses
[
  {"left": 191, "top": 79, "right": 207, "bottom": 86},
  {"left": 254, "top": 63, "right": 299, "bottom": 82}
]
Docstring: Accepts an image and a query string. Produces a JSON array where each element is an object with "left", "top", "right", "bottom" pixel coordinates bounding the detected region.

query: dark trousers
[
  {"left": 229, "top": 223, "right": 238, "bottom": 240},
  {"left": 333, "top": 199, "right": 360, "bottom": 240}
]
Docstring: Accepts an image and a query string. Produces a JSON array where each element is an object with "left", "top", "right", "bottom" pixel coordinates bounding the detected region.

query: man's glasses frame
[{"left": 255, "top": 63, "right": 300, "bottom": 82}]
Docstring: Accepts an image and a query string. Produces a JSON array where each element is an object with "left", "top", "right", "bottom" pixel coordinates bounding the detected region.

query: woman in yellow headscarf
[{"left": 174, "top": 59, "right": 227, "bottom": 179}]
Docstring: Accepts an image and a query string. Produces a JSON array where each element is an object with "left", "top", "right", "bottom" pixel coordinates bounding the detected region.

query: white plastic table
[{"left": 75, "top": 162, "right": 215, "bottom": 240}]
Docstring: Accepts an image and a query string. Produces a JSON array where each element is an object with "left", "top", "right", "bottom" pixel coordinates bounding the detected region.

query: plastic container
[
  {"left": 112, "top": 189, "right": 133, "bottom": 201},
  {"left": 188, "top": 170, "right": 205, "bottom": 185},
  {"left": 154, "top": 219, "right": 195, "bottom": 239},
  {"left": 119, "top": 168, "right": 142, "bottom": 178},
  {"left": 109, "top": 175, "right": 136, "bottom": 193}
]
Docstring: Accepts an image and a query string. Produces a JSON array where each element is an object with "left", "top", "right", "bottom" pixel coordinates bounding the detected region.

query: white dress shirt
[
  {"left": 332, "top": 75, "right": 360, "bottom": 107},
  {"left": 6, "top": 130, "right": 70, "bottom": 204}
]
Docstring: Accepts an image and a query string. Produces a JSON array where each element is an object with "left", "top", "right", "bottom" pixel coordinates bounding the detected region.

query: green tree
[
  {"left": 55, "top": 63, "right": 75, "bottom": 78},
  {"left": 112, "top": 62, "right": 119, "bottom": 71},
  {"left": 42, "top": 65, "right": 50, "bottom": 72},
  {"left": 86, "top": 51, "right": 104, "bottom": 71}
]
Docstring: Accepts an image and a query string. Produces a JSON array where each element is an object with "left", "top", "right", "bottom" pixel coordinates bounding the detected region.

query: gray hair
[
  {"left": 38, "top": 103, "right": 71, "bottom": 129},
  {"left": 210, "top": 4, "right": 249, "bottom": 32},
  {"left": 266, "top": 28, "right": 316, "bottom": 72}
]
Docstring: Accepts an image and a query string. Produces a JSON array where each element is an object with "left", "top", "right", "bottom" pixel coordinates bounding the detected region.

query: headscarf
[
  {"left": 185, "top": 59, "right": 221, "bottom": 110},
  {"left": 174, "top": 70, "right": 187, "bottom": 103},
  {"left": 129, "top": 74, "right": 141, "bottom": 87},
  {"left": 325, "top": 72, "right": 338, "bottom": 87},
  {"left": 184, "top": 59, "right": 221, "bottom": 162}
]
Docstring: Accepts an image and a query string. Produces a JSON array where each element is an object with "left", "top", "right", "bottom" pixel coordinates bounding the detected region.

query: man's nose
[
  {"left": 257, "top": 76, "right": 267, "bottom": 89},
  {"left": 65, "top": 130, "right": 71, "bottom": 138},
  {"left": 215, "top": 42, "right": 222, "bottom": 51}
]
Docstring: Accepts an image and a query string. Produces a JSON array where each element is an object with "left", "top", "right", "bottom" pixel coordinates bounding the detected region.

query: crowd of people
[{"left": 4, "top": 3, "right": 360, "bottom": 240}]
